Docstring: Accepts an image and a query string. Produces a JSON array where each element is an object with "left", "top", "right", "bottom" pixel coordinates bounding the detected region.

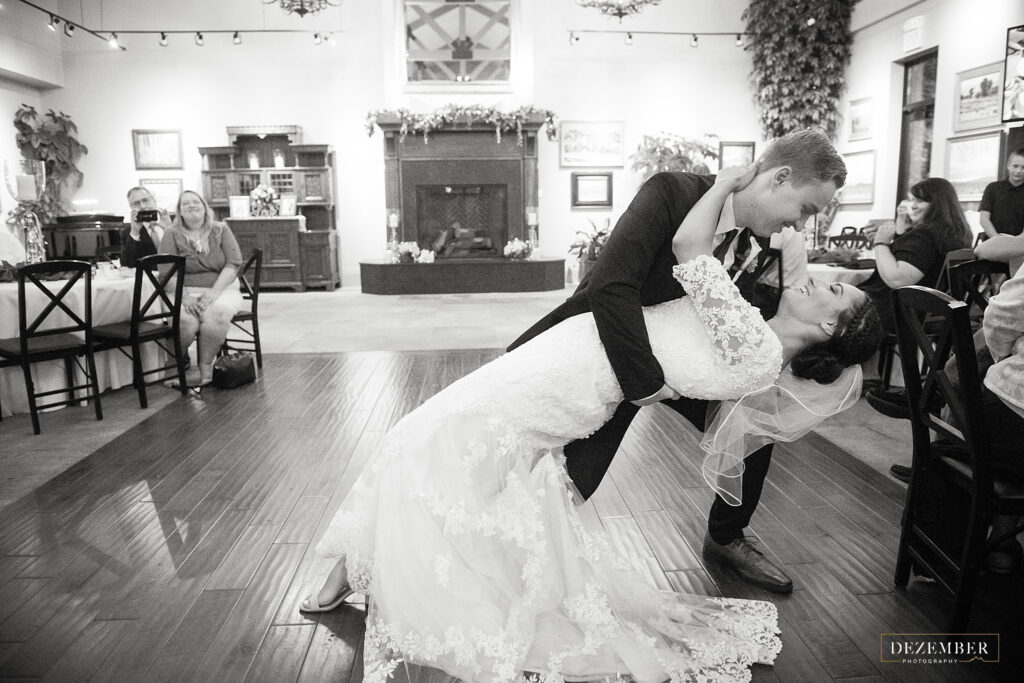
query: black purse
[{"left": 212, "top": 352, "right": 256, "bottom": 389}]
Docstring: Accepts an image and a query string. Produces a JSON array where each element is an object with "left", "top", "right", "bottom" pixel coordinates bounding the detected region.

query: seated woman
[
  {"left": 160, "top": 190, "right": 243, "bottom": 387},
  {"left": 861, "top": 177, "right": 974, "bottom": 332},
  {"left": 298, "top": 167, "right": 882, "bottom": 682}
]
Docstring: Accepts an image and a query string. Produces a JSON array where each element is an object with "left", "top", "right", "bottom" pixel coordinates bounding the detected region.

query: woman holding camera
[
  {"left": 860, "top": 177, "right": 973, "bottom": 332},
  {"left": 160, "top": 190, "right": 243, "bottom": 387}
]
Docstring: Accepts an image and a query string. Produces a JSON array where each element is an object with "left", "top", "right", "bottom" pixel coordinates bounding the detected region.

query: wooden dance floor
[{"left": 0, "top": 352, "right": 1019, "bottom": 681}]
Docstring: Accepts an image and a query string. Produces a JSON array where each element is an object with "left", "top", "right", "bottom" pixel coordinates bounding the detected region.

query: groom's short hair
[{"left": 758, "top": 129, "right": 847, "bottom": 189}]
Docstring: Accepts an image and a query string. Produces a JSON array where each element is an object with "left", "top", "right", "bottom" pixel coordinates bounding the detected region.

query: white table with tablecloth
[
  {"left": 0, "top": 271, "right": 166, "bottom": 417},
  {"left": 807, "top": 262, "right": 874, "bottom": 286}
]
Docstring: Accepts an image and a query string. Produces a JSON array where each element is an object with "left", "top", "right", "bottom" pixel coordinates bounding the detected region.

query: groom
[{"left": 509, "top": 129, "right": 846, "bottom": 593}]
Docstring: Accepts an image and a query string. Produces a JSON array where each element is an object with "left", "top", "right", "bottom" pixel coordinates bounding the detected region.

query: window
[
  {"left": 404, "top": 0, "right": 512, "bottom": 86},
  {"left": 895, "top": 50, "right": 937, "bottom": 209}
]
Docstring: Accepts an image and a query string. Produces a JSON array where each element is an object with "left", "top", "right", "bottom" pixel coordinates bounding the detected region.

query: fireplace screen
[{"left": 417, "top": 185, "right": 507, "bottom": 258}]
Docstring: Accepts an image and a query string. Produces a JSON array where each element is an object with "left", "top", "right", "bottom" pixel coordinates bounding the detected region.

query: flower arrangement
[
  {"left": 395, "top": 241, "right": 421, "bottom": 264},
  {"left": 249, "top": 183, "right": 279, "bottom": 216},
  {"left": 503, "top": 238, "right": 532, "bottom": 260},
  {"left": 366, "top": 104, "right": 558, "bottom": 145},
  {"left": 416, "top": 249, "right": 435, "bottom": 264}
]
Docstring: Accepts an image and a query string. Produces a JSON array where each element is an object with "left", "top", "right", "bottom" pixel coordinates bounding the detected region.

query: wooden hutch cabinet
[{"left": 199, "top": 125, "right": 339, "bottom": 290}]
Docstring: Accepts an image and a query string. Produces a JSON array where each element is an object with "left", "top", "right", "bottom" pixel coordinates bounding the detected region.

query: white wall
[
  {"left": 835, "top": 0, "right": 1023, "bottom": 232},
  {"left": 3, "top": 0, "right": 759, "bottom": 286}
]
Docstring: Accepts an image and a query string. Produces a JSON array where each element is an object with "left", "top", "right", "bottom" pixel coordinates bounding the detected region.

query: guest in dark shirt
[
  {"left": 979, "top": 147, "right": 1024, "bottom": 238},
  {"left": 121, "top": 186, "right": 172, "bottom": 267},
  {"left": 861, "top": 177, "right": 973, "bottom": 331}
]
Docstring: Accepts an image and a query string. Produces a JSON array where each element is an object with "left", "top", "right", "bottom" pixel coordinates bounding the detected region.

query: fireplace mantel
[{"left": 377, "top": 113, "right": 542, "bottom": 251}]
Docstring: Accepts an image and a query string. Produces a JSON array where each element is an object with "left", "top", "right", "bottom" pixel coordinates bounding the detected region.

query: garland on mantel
[{"left": 365, "top": 104, "right": 558, "bottom": 145}]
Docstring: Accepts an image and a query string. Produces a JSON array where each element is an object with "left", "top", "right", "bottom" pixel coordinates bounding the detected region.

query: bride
[{"left": 302, "top": 166, "right": 882, "bottom": 682}]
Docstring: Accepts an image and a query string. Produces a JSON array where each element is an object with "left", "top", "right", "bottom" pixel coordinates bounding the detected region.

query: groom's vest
[{"left": 714, "top": 228, "right": 782, "bottom": 319}]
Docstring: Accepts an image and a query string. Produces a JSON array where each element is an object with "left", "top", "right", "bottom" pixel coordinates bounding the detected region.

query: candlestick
[
  {"left": 16, "top": 174, "right": 37, "bottom": 201},
  {"left": 387, "top": 213, "right": 400, "bottom": 228}
]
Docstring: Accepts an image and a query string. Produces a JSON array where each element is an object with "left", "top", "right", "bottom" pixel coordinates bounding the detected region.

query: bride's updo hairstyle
[{"left": 790, "top": 295, "right": 883, "bottom": 384}]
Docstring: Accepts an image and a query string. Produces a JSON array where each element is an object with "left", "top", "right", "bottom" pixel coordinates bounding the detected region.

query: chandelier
[
  {"left": 577, "top": 0, "right": 661, "bottom": 22},
  {"left": 264, "top": 0, "right": 340, "bottom": 18}
]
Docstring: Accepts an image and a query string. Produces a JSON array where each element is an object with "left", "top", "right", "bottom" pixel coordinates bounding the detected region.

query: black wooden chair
[
  {"left": 876, "top": 248, "right": 976, "bottom": 390},
  {"left": 947, "top": 258, "right": 1009, "bottom": 322},
  {"left": 222, "top": 248, "right": 263, "bottom": 368},
  {"left": 828, "top": 227, "right": 868, "bottom": 250},
  {"left": 92, "top": 254, "right": 188, "bottom": 408},
  {"left": 892, "top": 285, "right": 1024, "bottom": 631},
  {"left": 0, "top": 260, "right": 103, "bottom": 434}
]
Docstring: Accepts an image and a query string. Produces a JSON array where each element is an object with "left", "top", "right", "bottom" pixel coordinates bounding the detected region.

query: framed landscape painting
[
  {"left": 840, "top": 151, "right": 875, "bottom": 205},
  {"left": 1003, "top": 24, "right": 1024, "bottom": 123},
  {"left": 559, "top": 121, "right": 625, "bottom": 168},
  {"left": 946, "top": 131, "right": 1002, "bottom": 201},
  {"left": 954, "top": 62, "right": 1003, "bottom": 131},
  {"left": 132, "top": 130, "right": 183, "bottom": 170},
  {"left": 848, "top": 97, "right": 873, "bottom": 141}
]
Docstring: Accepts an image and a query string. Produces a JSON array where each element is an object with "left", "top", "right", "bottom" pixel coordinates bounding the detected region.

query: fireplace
[
  {"left": 362, "top": 112, "right": 563, "bottom": 294},
  {"left": 417, "top": 184, "right": 507, "bottom": 258}
]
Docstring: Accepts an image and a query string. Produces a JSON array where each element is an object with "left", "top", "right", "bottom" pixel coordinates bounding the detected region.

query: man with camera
[{"left": 122, "top": 186, "right": 172, "bottom": 267}]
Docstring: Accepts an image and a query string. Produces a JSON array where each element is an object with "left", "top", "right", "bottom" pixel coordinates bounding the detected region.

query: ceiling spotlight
[
  {"left": 806, "top": 17, "right": 816, "bottom": 26},
  {"left": 735, "top": 33, "right": 743, "bottom": 47},
  {"left": 569, "top": 31, "right": 580, "bottom": 46},
  {"left": 690, "top": 34, "right": 699, "bottom": 48},
  {"left": 47, "top": 14, "right": 57, "bottom": 31},
  {"left": 159, "top": 32, "right": 168, "bottom": 47},
  {"left": 108, "top": 32, "right": 119, "bottom": 49},
  {"left": 313, "top": 32, "right": 322, "bottom": 45},
  {"left": 326, "top": 32, "right": 336, "bottom": 46},
  {"left": 194, "top": 31, "right": 204, "bottom": 46},
  {"left": 624, "top": 32, "right": 633, "bottom": 46},
  {"left": 64, "top": 22, "right": 75, "bottom": 37},
  {"left": 233, "top": 31, "right": 242, "bottom": 45}
]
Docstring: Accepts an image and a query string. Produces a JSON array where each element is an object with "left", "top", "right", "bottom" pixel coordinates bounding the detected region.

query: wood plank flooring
[{"left": 0, "top": 352, "right": 1020, "bottom": 682}]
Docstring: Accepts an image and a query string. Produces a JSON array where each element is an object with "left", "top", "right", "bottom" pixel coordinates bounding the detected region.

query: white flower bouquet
[
  {"left": 416, "top": 249, "right": 435, "bottom": 264},
  {"left": 396, "top": 241, "right": 421, "bottom": 264},
  {"left": 249, "top": 184, "right": 280, "bottom": 216},
  {"left": 503, "top": 237, "right": 532, "bottom": 260}
]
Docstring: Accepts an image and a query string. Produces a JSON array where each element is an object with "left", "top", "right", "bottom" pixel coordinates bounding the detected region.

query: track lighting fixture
[
  {"left": 689, "top": 34, "right": 698, "bottom": 47},
  {"left": 569, "top": 31, "right": 580, "bottom": 46},
  {"left": 108, "top": 32, "right": 119, "bottom": 49},
  {"left": 327, "top": 32, "right": 336, "bottom": 46},
  {"left": 159, "top": 32, "right": 168, "bottom": 46},
  {"left": 47, "top": 14, "right": 56, "bottom": 30},
  {"left": 624, "top": 32, "right": 633, "bottom": 46},
  {"left": 64, "top": 22, "right": 75, "bottom": 37},
  {"left": 194, "top": 31, "right": 204, "bottom": 46},
  {"left": 233, "top": 31, "right": 242, "bottom": 45},
  {"left": 735, "top": 33, "right": 743, "bottom": 47},
  {"left": 313, "top": 32, "right": 322, "bottom": 44}
]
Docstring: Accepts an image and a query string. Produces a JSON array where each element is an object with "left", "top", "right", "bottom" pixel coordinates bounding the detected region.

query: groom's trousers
[{"left": 563, "top": 396, "right": 774, "bottom": 544}]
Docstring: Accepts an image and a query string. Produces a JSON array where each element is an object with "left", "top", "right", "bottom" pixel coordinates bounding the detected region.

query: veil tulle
[{"left": 700, "top": 364, "right": 863, "bottom": 506}]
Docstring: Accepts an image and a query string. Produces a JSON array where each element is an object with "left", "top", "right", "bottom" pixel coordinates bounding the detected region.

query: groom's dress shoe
[{"left": 702, "top": 533, "right": 793, "bottom": 593}]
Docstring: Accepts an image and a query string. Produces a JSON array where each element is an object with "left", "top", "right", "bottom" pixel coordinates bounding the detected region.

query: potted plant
[
  {"left": 568, "top": 218, "right": 610, "bottom": 280},
  {"left": 630, "top": 132, "right": 718, "bottom": 182},
  {"left": 11, "top": 105, "right": 88, "bottom": 222}
]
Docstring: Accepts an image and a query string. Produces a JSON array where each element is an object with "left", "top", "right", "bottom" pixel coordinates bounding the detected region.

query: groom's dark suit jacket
[
  {"left": 508, "top": 172, "right": 715, "bottom": 401},
  {"left": 119, "top": 226, "right": 160, "bottom": 268}
]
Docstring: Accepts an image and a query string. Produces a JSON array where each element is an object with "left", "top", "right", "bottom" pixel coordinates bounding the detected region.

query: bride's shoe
[{"left": 299, "top": 586, "right": 354, "bottom": 614}]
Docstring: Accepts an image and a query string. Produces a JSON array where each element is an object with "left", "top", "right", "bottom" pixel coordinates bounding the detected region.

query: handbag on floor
[{"left": 212, "top": 352, "right": 256, "bottom": 389}]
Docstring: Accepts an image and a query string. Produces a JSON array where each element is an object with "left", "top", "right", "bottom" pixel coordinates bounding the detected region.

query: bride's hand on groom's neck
[{"left": 716, "top": 163, "right": 759, "bottom": 193}]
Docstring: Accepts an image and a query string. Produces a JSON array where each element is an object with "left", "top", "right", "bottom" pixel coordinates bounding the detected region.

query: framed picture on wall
[
  {"left": 132, "top": 130, "right": 183, "bottom": 170},
  {"left": 848, "top": 97, "right": 873, "bottom": 141},
  {"left": 946, "top": 131, "right": 1002, "bottom": 201},
  {"left": 559, "top": 121, "right": 625, "bottom": 168},
  {"left": 718, "top": 141, "right": 755, "bottom": 169},
  {"left": 571, "top": 172, "right": 613, "bottom": 209},
  {"left": 138, "top": 178, "right": 182, "bottom": 212},
  {"left": 954, "top": 62, "right": 1003, "bottom": 131},
  {"left": 1003, "top": 23, "right": 1024, "bottom": 123},
  {"left": 839, "top": 151, "right": 875, "bottom": 205}
]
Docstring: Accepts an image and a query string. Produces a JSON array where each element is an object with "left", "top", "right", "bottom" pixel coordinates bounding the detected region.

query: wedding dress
[{"left": 316, "top": 255, "right": 784, "bottom": 682}]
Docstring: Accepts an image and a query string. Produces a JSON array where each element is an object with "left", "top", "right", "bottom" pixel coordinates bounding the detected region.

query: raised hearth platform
[{"left": 360, "top": 258, "right": 565, "bottom": 295}]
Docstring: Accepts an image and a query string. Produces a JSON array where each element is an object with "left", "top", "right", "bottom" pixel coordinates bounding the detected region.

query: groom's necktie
[{"left": 716, "top": 228, "right": 779, "bottom": 316}]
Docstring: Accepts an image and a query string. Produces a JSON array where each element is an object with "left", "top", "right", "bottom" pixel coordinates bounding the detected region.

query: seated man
[{"left": 121, "top": 186, "right": 172, "bottom": 267}]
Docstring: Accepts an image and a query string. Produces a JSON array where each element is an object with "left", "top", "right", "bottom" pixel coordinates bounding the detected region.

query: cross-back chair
[
  {"left": 222, "top": 248, "right": 263, "bottom": 368},
  {"left": 876, "top": 248, "right": 977, "bottom": 390},
  {"left": 892, "top": 285, "right": 1024, "bottom": 631},
  {"left": 947, "top": 258, "right": 1009, "bottom": 321},
  {"left": 92, "top": 254, "right": 188, "bottom": 408},
  {"left": 0, "top": 260, "right": 103, "bottom": 434}
]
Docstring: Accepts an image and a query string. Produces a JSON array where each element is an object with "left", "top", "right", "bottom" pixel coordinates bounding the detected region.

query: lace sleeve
[{"left": 673, "top": 254, "right": 771, "bottom": 366}]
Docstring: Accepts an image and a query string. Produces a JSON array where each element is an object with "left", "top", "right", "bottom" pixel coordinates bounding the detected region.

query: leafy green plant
[
  {"left": 743, "top": 0, "right": 857, "bottom": 140},
  {"left": 12, "top": 105, "right": 88, "bottom": 221},
  {"left": 629, "top": 132, "right": 718, "bottom": 182},
  {"left": 568, "top": 218, "right": 610, "bottom": 261}
]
